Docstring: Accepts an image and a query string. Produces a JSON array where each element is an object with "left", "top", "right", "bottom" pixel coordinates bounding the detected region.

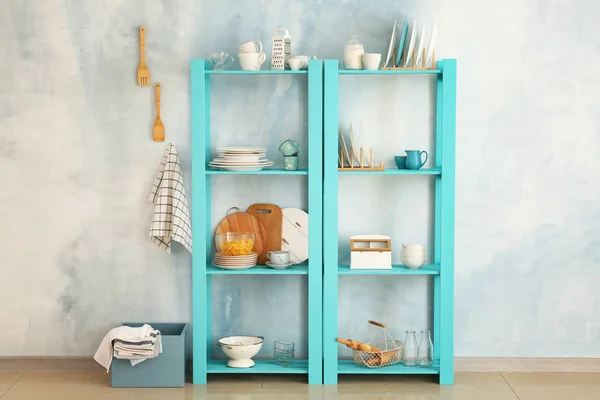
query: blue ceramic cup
[
  {"left": 405, "top": 150, "right": 428, "bottom": 170},
  {"left": 284, "top": 155, "right": 300, "bottom": 171},
  {"left": 279, "top": 140, "right": 299, "bottom": 156},
  {"left": 394, "top": 156, "right": 407, "bottom": 169}
]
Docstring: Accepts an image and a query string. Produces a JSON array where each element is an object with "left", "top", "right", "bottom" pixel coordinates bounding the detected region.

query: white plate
[
  {"left": 266, "top": 261, "right": 294, "bottom": 270},
  {"left": 281, "top": 208, "right": 308, "bottom": 264},
  {"left": 404, "top": 21, "right": 417, "bottom": 67},
  {"left": 209, "top": 160, "right": 273, "bottom": 164},
  {"left": 215, "top": 255, "right": 258, "bottom": 261},
  {"left": 214, "top": 264, "right": 256, "bottom": 270},
  {"left": 348, "top": 122, "right": 359, "bottom": 163},
  {"left": 212, "top": 166, "right": 267, "bottom": 172},
  {"left": 384, "top": 19, "right": 397, "bottom": 68},
  {"left": 217, "top": 147, "right": 266, "bottom": 153},
  {"left": 215, "top": 262, "right": 257, "bottom": 266},
  {"left": 425, "top": 22, "right": 437, "bottom": 67},
  {"left": 210, "top": 164, "right": 269, "bottom": 168},
  {"left": 218, "top": 152, "right": 266, "bottom": 157},
  {"left": 415, "top": 23, "right": 426, "bottom": 67},
  {"left": 358, "top": 122, "right": 370, "bottom": 167},
  {"left": 211, "top": 160, "right": 272, "bottom": 165},
  {"left": 339, "top": 128, "right": 350, "bottom": 166},
  {"left": 217, "top": 155, "right": 265, "bottom": 160}
]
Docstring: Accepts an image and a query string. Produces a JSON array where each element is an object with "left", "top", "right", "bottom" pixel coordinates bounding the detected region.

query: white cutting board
[{"left": 281, "top": 208, "right": 309, "bottom": 264}]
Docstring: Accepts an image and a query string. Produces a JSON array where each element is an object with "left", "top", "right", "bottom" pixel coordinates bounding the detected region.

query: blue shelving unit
[
  {"left": 322, "top": 60, "right": 457, "bottom": 384},
  {"left": 190, "top": 61, "right": 323, "bottom": 384}
]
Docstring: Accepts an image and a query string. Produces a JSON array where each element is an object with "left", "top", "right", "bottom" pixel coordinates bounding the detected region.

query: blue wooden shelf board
[
  {"left": 207, "top": 264, "right": 309, "bottom": 275},
  {"left": 337, "top": 359, "right": 440, "bottom": 374},
  {"left": 208, "top": 359, "right": 309, "bottom": 374},
  {"left": 338, "top": 264, "right": 440, "bottom": 275}
]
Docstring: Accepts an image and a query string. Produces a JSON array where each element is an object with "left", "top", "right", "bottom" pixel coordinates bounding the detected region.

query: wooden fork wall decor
[{"left": 137, "top": 26, "right": 150, "bottom": 86}]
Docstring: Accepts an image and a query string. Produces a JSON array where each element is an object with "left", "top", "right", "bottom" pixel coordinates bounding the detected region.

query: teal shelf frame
[
  {"left": 323, "top": 60, "right": 456, "bottom": 384},
  {"left": 190, "top": 60, "right": 324, "bottom": 384}
]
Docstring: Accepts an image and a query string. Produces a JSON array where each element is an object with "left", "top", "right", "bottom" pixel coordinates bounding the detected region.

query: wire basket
[{"left": 353, "top": 320, "right": 404, "bottom": 368}]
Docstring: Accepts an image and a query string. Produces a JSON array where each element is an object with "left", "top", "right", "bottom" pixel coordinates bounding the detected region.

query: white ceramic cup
[
  {"left": 402, "top": 244, "right": 426, "bottom": 252},
  {"left": 267, "top": 251, "right": 290, "bottom": 265},
  {"left": 402, "top": 256, "right": 426, "bottom": 269},
  {"left": 238, "top": 40, "right": 263, "bottom": 54},
  {"left": 290, "top": 55, "right": 316, "bottom": 70},
  {"left": 363, "top": 53, "right": 382, "bottom": 70},
  {"left": 238, "top": 52, "right": 266, "bottom": 70},
  {"left": 289, "top": 59, "right": 303, "bottom": 70}
]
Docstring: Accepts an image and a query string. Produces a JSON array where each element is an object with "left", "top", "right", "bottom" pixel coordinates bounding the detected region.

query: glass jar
[
  {"left": 343, "top": 33, "right": 365, "bottom": 70},
  {"left": 403, "top": 330, "right": 418, "bottom": 366},
  {"left": 418, "top": 330, "right": 433, "bottom": 366}
]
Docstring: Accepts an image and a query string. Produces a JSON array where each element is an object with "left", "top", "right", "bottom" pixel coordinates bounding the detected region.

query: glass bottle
[
  {"left": 418, "top": 330, "right": 433, "bottom": 366},
  {"left": 403, "top": 330, "right": 418, "bottom": 366}
]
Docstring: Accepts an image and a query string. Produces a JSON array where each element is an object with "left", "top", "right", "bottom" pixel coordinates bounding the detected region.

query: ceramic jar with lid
[{"left": 344, "top": 33, "right": 365, "bottom": 70}]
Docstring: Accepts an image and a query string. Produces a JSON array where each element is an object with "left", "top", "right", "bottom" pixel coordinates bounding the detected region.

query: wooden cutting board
[
  {"left": 281, "top": 208, "right": 309, "bottom": 264},
  {"left": 247, "top": 204, "right": 282, "bottom": 265},
  {"left": 215, "top": 207, "right": 267, "bottom": 256}
]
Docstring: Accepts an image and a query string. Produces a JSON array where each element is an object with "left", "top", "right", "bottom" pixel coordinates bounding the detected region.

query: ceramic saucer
[{"left": 265, "top": 261, "right": 294, "bottom": 270}]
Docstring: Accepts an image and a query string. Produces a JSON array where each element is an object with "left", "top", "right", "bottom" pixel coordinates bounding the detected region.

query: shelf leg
[
  {"left": 308, "top": 59, "right": 324, "bottom": 384},
  {"left": 439, "top": 59, "right": 457, "bottom": 385},
  {"left": 323, "top": 60, "right": 340, "bottom": 385}
]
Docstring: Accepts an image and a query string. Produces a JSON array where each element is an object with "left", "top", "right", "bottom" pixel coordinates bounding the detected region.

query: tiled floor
[{"left": 0, "top": 371, "right": 599, "bottom": 399}]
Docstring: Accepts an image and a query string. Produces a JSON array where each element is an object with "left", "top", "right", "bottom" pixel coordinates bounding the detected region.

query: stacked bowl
[{"left": 401, "top": 244, "right": 427, "bottom": 269}]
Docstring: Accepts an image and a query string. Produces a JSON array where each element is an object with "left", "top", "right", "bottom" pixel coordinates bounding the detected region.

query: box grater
[{"left": 271, "top": 29, "right": 291, "bottom": 70}]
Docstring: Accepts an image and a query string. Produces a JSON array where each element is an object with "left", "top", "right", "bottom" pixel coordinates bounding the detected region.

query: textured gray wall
[{"left": 1, "top": 0, "right": 599, "bottom": 358}]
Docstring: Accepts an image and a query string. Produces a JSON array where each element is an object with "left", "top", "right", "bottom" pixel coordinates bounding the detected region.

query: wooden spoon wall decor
[{"left": 153, "top": 83, "right": 165, "bottom": 142}]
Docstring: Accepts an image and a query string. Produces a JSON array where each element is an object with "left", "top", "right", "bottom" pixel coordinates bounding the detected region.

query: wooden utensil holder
[
  {"left": 382, "top": 48, "right": 437, "bottom": 71},
  {"left": 338, "top": 147, "right": 384, "bottom": 171}
]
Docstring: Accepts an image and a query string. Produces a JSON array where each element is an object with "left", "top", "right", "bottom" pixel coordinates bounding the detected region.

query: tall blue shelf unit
[
  {"left": 322, "top": 59, "right": 457, "bottom": 384},
  {"left": 190, "top": 59, "right": 324, "bottom": 384}
]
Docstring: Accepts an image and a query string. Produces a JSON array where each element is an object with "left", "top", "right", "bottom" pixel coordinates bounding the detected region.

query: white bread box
[{"left": 350, "top": 234, "right": 392, "bottom": 270}]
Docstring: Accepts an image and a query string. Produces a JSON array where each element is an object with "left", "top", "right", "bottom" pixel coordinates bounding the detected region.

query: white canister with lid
[{"left": 344, "top": 33, "right": 365, "bottom": 70}]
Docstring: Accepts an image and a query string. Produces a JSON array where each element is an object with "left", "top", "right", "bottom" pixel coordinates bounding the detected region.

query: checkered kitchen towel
[{"left": 148, "top": 143, "right": 192, "bottom": 254}]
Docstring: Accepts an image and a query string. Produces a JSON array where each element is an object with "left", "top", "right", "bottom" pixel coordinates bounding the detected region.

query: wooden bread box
[{"left": 350, "top": 234, "right": 392, "bottom": 270}]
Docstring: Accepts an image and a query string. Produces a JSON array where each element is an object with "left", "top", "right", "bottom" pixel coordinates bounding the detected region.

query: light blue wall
[{"left": 1, "top": 0, "right": 599, "bottom": 358}]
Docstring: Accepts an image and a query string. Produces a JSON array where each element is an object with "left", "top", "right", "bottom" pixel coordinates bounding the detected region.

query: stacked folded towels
[{"left": 94, "top": 324, "right": 163, "bottom": 372}]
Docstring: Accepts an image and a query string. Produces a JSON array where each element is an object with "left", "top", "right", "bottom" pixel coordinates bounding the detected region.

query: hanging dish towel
[{"left": 148, "top": 143, "right": 192, "bottom": 254}]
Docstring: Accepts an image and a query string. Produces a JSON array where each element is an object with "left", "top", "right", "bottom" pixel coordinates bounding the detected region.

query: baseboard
[
  {"left": 0, "top": 357, "right": 103, "bottom": 371},
  {"left": 1, "top": 357, "right": 599, "bottom": 373},
  {"left": 455, "top": 357, "right": 600, "bottom": 372}
]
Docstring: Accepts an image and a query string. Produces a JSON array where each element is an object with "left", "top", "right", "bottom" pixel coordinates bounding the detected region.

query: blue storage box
[{"left": 110, "top": 322, "right": 188, "bottom": 388}]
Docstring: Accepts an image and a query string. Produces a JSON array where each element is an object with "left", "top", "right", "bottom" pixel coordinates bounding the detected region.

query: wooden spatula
[
  {"left": 137, "top": 27, "right": 150, "bottom": 86},
  {"left": 153, "top": 83, "right": 165, "bottom": 142}
]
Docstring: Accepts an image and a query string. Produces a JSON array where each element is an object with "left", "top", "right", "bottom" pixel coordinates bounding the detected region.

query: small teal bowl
[{"left": 394, "top": 156, "right": 407, "bottom": 169}]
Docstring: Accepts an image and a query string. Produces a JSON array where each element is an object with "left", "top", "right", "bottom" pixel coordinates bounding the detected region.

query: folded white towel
[
  {"left": 93, "top": 324, "right": 157, "bottom": 372},
  {"left": 114, "top": 336, "right": 163, "bottom": 366},
  {"left": 148, "top": 143, "right": 193, "bottom": 254},
  {"left": 114, "top": 331, "right": 162, "bottom": 366}
]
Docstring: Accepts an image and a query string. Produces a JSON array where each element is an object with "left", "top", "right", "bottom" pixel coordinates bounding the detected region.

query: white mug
[
  {"left": 290, "top": 55, "right": 316, "bottom": 70},
  {"left": 239, "top": 40, "right": 262, "bottom": 54},
  {"left": 239, "top": 52, "right": 266, "bottom": 70},
  {"left": 267, "top": 251, "right": 290, "bottom": 265},
  {"left": 363, "top": 53, "right": 382, "bottom": 70},
  {"left": 289, "top": 59, "right": 303, "bottom": 70}
]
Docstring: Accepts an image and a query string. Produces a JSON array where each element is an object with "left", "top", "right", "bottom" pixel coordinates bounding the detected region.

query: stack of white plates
[
  {"left": 213, "top": 252, "right": 258, "bottom": 270},
  {"left": 209, "top": 147, "right": 273, "bottom": 172}
]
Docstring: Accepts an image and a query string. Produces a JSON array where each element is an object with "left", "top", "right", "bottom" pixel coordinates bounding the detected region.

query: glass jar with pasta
[{"left": 215, "top": 232, "right": 256, "bottom": 256}]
